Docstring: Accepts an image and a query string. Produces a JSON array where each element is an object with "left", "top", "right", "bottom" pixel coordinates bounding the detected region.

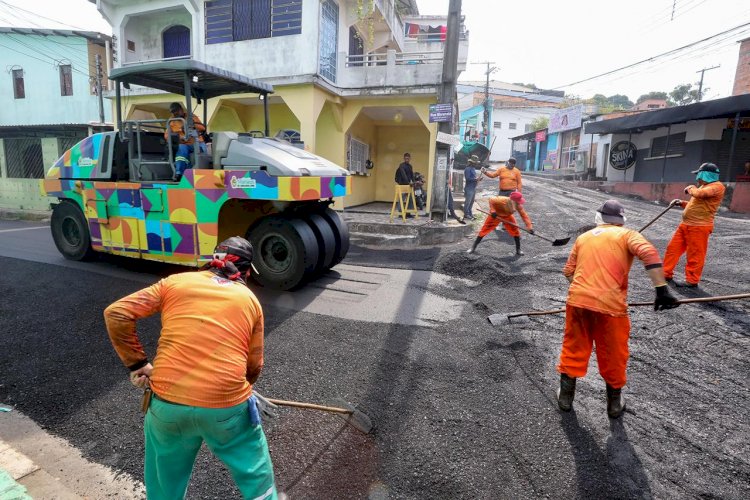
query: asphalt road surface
[{"left": 1, "top": 176, "right": 748, "bottom": 499}]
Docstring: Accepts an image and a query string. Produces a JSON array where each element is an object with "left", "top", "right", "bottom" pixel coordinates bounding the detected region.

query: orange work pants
[
  {"left": 478, "top": 214, "right": 520, "bottom": 237},
  {"left": 662, "top": 223, "right": 712, "bottom": 285},
  {"left": 557, "top": 305, "right": 631, "bottom": 389}
]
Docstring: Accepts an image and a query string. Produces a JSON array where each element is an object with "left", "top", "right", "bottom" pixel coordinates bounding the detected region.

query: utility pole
[
  {"left": 95, "top": 53, "right": 105, "bottom": 125},
  {"left": 696, "top": 64, "right": 720, "bottom": 102},
  {"left": 479, "top": 62, "right": 497, "bottom": 147},
  {"left": 430, "top": 0, "right": 462, "bottom": 220}
]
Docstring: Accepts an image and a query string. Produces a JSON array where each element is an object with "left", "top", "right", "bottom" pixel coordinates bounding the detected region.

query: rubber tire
[
  {"left": 247, "top": 216, "right": 319, "bottom": 290},
  {"left": 319, "top": 207, "right": 350, "bottom": 268},
  {"left": 304, "top": 213, "right": 337, "bottom": 276},
  {"left": 50, "top": 201, "right": 96, "bottom": 261}
]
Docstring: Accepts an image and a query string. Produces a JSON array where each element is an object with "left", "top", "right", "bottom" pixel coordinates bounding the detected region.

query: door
[{"left": 163, "top": 25, "right": 191, "bottom": 58}]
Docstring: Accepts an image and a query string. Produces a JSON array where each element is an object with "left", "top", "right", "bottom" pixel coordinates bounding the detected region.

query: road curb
[{"left": 0, "top": 208, "right": 51, "bottom": 223}]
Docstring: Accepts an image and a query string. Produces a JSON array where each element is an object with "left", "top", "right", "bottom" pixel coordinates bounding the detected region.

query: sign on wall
[
  {"left": 548, "top": 105, "right": 583, "bottom": 134},
  {"left": 609, "top": 141, "right": 637, "bottom": 170},
  {"left": 535, "top": 130, "right": 547, "bottom": 142},
  {"left": 429, "top": 103, "right": 453, "bottom": 123}
]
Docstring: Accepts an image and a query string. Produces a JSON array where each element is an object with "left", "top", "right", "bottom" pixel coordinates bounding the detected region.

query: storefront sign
[
  {"left": 437, "top": 156, "right": 448, "bottom": 171},
  {"left": 609, "top": 141, "right": 637, "bottom": 170},
  {"left": 548, "top": 105, "right": 583, "bottom": 134},
  {"left": 429, "top": 103, "right": 453, "bottom": 123},
  {"left": 535, "top": 130, "right": 547, "bottom": 142}
]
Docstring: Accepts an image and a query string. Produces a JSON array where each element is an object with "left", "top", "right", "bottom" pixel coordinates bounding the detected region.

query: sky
[{"left": 1, "top": 0, "right": 749, "bottom": 103}]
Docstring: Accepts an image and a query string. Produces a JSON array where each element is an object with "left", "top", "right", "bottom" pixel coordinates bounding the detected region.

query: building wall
[
  {"left": 375, "top": 124, "right": 430, "bottom": 202},
  {"left": 0, "top": 33, "right": 111, "bottom": 126},
  {"left": 732, "top": 38, "right": 750, "bottom": 96},
  {"left": 122, "top": 7, "right": 193, "bottom": 64},
  {"left": 492, "top": 107, "right": 556, "bottom": 161}
]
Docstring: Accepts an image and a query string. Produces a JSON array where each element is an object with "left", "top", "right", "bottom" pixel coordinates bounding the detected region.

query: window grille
[
  {"left": 347, "top": 135, "right": 369, "bottom": 175},
  {"left": 12, "top": 69, "right": 24, "bottom": 99},
  {"left": 60, "top": 65, "right": 73, "bottom": 96},
  {"left": 651, "top": 132, "right": 686, "bottom": 157}
]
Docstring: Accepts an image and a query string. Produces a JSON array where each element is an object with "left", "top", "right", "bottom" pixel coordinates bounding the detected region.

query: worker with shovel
[
  {"left": 663, "top": 162, "right": 726, "bottom": 288},
  {"left": 104, "top": 237, "right": 278, "bottom": 500},
  {"left": 557, "top": 200, "right": 679, "bottom": 418},
  {"left": 468, "top": 191, "right": 533, "bottom": 256}
]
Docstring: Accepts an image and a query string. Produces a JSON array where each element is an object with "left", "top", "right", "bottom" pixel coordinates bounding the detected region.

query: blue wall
[{"left": 0, "top": 33, "right": 111, "bottom": 126}]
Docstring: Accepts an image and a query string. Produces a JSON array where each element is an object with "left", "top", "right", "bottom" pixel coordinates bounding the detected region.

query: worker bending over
[
  {"left": 557, "top": 200, "right": 679, "bottom": 418},
  {"left": 468, "top": 191, "right": 533, "bottom": 256},
  {"left": 663, "top": 162, "right": 726, "bottom": 288},
  {"left": 483, "top": 157, "right": 522, "bottom": 195}
]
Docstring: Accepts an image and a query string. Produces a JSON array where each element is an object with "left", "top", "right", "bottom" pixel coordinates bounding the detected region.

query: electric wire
[{"left": 0, "top": 0, "right": 92, "bottom": 31}]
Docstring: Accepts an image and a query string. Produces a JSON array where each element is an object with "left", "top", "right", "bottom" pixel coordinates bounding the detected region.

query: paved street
[{"left": 1, "top": 176, "right": 749, "bottom": 499}]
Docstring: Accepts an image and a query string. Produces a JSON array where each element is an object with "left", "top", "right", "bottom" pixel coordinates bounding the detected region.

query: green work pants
[{"left": 144, "top": 396, "right": 277, "bottom": 500}]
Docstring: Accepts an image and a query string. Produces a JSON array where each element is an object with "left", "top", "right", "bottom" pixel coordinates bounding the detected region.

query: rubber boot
[
  {"left": 514, "top": 236, "right": 524, "bottom": 256},
  {"left": 557, "top": 373, "right": 576, "bottom": 411},
  {"left": 606, "top": 384, "right": 626, "bottom": 418},
  {"left": 467, "top": 236, "right": 482, "bottom": 254}
]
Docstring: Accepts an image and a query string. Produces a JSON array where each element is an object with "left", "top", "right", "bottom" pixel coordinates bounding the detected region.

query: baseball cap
[
  {"left": 509, "top": 191, "right": 526, "bottom": 204},
  {"left": 691, "top": 162, "right": 719, "bottom": 174},
  {"left": 596, "top": 199, "right": 626, "bottom": 225},
  {"left": 507, "top": 157, "right": 517, "bottom": 165}
]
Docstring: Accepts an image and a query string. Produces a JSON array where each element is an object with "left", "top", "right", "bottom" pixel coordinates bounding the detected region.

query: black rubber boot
[
  {"left": 606, "top": 384, "right": 626, "bottom": 418},
  {"left": 514, "top": 236, "right": 524, "bottom": 256},
  {"left": 467, "top": 236, "right": 482, "bottom": 254},
  {"left": 557, "top": 374, "right": 576, "bottom": 411}
]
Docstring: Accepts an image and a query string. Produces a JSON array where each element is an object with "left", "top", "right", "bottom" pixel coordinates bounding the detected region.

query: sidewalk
[
  {"left": 0, "top": 406, "right": 144, "bottom": 499},
  {"left": 344, "top": 202, "right": 474, "bottom": 248}
]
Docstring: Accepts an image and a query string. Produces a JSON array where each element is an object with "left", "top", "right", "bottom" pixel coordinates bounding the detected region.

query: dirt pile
[{"left": 435, "top": 251, "right": 520, "bottom": 286}]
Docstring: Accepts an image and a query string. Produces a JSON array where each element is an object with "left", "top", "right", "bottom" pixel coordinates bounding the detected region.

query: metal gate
[{"left": 3, "top": 138, "right": 44, "bottom": 178}]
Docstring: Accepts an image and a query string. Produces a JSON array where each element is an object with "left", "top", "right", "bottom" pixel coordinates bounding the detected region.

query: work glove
[
  {"left": 528, "top": 228, "right": 535, "bottom": 234},
  {"left": 252, "top": 391, "right": 278, "bottom": 422},
  {"left": 684, "top": 185, "right": 696, "bottom": 194},
  {"left": 490, "top": 212, "right": 498, "bottom": 219},
  {"left": 654, "top": 285, "right": 680, "bottom": 311},
  {"left": 670, "top": 199, "right": 683, "bottom": 208}
]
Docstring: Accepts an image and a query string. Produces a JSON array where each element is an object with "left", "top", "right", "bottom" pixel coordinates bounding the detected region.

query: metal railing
[
  {"left": 122, "top": 118, "right": 180, "bottom": 180},
  {"left": 345, "top": 52, "right": 388, "bottom": 67},
  {"left": 344, "top": 50, "right": 443, "bottom": 67}
]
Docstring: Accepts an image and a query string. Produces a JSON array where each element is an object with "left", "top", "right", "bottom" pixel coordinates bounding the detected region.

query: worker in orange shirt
[
  {"left": 663, "top": 163, "right": 726, "bottom": 288},
  {"left": 165, "top": 102, "right": 206, "bottom": 180},
  {"left": 467, "top": 191, "right": 533, "bottom": 256},
  {"left": 104, "top": 237, "right": 277, "bottom": 500},
  {"left": 557, "top": 200, "right": 679, "bottom": 418},
  {"left": 483, "top": 157, "right": 522, "bottom": 195}
]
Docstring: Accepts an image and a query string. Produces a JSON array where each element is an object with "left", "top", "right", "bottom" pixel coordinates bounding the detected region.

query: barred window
[
  {"left": 651, "top": 132, "right": 686, "bottom": 157},
  {"left": 12, "top": 69, "right": 25, "bottom": 99},
  {"left": 4, "top": 138, "right": 44, "bottom": 178},
  {"left": 493, "top": 121, "right": 502, "bottom": 129},
  {"left": 205, "top": 0, "right": 301, "bottom": 44},
  {"left": 347, "top": 135, "right": 369, "bottom": 175},
  {"left": 509, "top": 122, "right": 517, "bottom": 130},
  {"left": 60, "top": 65, "right": 73, "bottom": 96}
]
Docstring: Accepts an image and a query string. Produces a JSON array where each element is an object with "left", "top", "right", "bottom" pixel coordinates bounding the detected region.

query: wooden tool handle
[
  {"left": 476, "top": 208, "right": 553, "bottom": 242},
  {"left": 266, "top": 398, "right": 353, "bottom": 415}
]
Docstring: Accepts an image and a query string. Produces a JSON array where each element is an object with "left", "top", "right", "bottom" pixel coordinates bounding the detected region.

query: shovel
[
  {"left": 488, "top": 292, "right": 750, "bottom": 325},
  {"left": 477, "top": 208, "right": 570, "bottom": 246},
  {"left": 253, "top": 391, "right": 374, "bottom": 434},
  {"left": 638, "top": 201, "right": 678, "bottom": 233}
]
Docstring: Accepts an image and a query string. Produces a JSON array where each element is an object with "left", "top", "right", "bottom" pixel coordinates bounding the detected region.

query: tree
[
  {"left": 586, "top": 93, "right": 633, "bottom": 113},
  {"left": 668, "top": 83, "right": 704, "bottom": 106},
  {"left": 608, "top": 94, "right": 633, "bottom": 108},
  {"left": 529, "top": 116, "right": 549, "bottom": 132},
  {"left": 636, "top": 91, "right": 668, "bottom": 104},
  {"left": 512, "top": 82, "right": 539, "bottom": 90}
]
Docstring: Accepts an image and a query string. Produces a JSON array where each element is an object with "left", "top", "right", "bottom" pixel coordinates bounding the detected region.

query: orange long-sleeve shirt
[
  {"left": 104, "top": 271, "right": 264, "bottom": 408},
  {"left": 489, "top": 196, "right": 532, "bottom": 229},
  {"left": 563, "top": 225, "right": 662, "bottom": 316},
  {"left": 676, "top": 182, "right": 725, "bottom": 226},
  {"left": 485, "top": 166, "right": 523, "bottom": 192},
  {"left": 164, "top": 114, "right": 205, "bottom": 145}
]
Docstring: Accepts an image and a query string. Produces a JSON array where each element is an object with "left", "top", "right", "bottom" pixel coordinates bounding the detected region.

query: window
[
  {"left": 12, "top": 69, "right": 25, "bottom": 99},
  {"left": 647, "top": 104, "right": 660, "bottom": 109},
  {"left": 59, "top": 65, "right": 73, "bottom": 96},
  {"left": 4, "top": 138, "right": 44, "bottom": 178},
  {"left": 346, "top": 135, "right": 369, "bottom": 175},
  {"left": 127, "top": 40, "right": 135, "bottom": 52},
  {"left": 493, "top": 121, "right": 502, "bottom": 129},
  {"left": 163, "top": 25, "right": 191, "bottom": 58},
  {"left": 650, "top": 132, "right": 686, "bottom": 157},
  {"left": 205, "top": 0, "right": 302, "bottom": 44},
  {"left": 524, "top": 124, "right": 533, "bottom": 132},
  {"left": 319, "top": 0, "right": 338, "bottom": 82},
  {"left": 509, "top": 122, "right": 517, "bottom": 130}
]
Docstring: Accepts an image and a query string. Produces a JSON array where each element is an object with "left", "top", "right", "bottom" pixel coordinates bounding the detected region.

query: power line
[
  {"left": 551, "top": 21, "right": 750, "bottom": 89},
  {"left": 0, "top": 0, "right": 92, "bottom": 31},
  {"left": 4, "top": 34, "right": 93, "bottom": 77}
]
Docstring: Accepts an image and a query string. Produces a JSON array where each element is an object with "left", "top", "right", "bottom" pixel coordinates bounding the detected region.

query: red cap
[{"left": 509, "top": 191, "right": 526, "bottom": 204}]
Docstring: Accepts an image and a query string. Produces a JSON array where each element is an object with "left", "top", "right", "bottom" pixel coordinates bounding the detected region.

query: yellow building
[{"left": 95, "top": 0, "right": 469, "bottom": 211}]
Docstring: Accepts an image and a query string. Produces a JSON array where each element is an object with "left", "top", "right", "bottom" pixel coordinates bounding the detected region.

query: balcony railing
[{"left": 338, "top": 49, "right": 444, "bottom": 89}]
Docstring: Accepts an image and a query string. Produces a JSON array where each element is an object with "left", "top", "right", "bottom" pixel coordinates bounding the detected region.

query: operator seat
[{"left": 212, "top": 132, "right": 238, "bottom": 169}]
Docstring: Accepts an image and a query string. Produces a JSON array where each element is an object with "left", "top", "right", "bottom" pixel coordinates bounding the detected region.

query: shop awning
[{"left": 584, "top": 94, "right": 750, "bottom": 135}]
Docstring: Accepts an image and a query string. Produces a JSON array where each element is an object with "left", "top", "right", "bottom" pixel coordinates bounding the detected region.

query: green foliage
[
  {"left": 636, "top": 91, "right": 668, "bottom": 104},
  {"left": 668, "top": 83, "right": 704, "bottom": 106},
  {"left": 529, "top": 116, "right": 549, "bottom": 132},
  {"left": 512, "top": 82, "right": 539, "bottom": 90},
  {"left": 587, "top": 93, "right": 633, "bottom": 112}
]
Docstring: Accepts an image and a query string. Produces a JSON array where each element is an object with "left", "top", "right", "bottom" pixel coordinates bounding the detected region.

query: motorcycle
[{"left": 413, "top": 172, "right": 427, "bottom": 210}]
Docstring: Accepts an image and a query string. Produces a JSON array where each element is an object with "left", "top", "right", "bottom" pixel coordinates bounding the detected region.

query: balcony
[
  {"left": 337, "top": 49, "right": 443, "bottom": 91},
  {"left": 372, "top": 0, "right": 404, "bottom": 50}
]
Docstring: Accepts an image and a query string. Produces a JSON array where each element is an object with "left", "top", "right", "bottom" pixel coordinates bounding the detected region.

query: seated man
[{"left": 165, "top": 102, "right": 206, "bottom": 180}]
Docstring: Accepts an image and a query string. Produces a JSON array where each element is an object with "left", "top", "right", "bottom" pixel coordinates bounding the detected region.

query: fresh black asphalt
[{"left": 1, "top": 176, "right": 748, "bottom": 499}]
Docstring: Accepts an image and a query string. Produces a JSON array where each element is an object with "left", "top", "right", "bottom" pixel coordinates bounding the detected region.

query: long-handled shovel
[
  {"left": 253, "top": 391, "right": 374, "bottom": 434},
  {"left": 488, "top": 292, "right": 750, "bottom": 325},
  {"left": 639, "top": 201, "right": 678, "bottom": 233},
  {"left": 476, "top": 208, "right": 571, "bottom": 246}
]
